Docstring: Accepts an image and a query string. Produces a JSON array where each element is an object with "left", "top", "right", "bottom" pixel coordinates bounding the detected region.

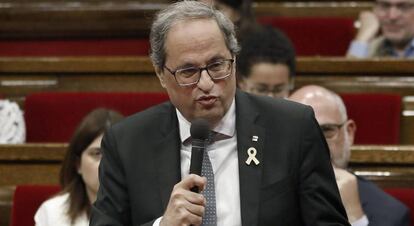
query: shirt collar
[
  {"left": 176, "top": 98, "right": 236, "bottom": 144},
  {"left": 383, "top": 38, "right": 414, "bottom": 57}
]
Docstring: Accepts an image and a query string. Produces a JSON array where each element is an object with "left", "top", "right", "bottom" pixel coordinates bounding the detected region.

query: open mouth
[{"left": 196, "top": 96, "right": 218, "bottom": 107}]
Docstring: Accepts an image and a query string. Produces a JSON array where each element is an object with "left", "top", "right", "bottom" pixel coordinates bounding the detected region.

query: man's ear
[
  {"left": 154, "top": 66, "right": 166, "bottom": 88},
  {"left": 346, "top": 119, "right": 357, "bottom": 145}
]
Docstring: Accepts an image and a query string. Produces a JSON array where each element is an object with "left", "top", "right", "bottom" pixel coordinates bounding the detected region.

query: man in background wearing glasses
[
  {"left": 290, "top": 85, "right": 410, "bottom": 226},
  {"left": 91, "top": 1, "right": 350, "bottom": 226},
  {"left": 347, "top": 0, "right": 414, "bottom": 58}
]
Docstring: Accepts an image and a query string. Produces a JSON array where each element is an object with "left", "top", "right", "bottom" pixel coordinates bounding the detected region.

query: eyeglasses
[
  {"left": 375, "top": 0, "right": 414, "bottom": 13},
  {"left": 164, "top": 59, "right": 234, "bottom": 87},
  {"left": 320, "top": 122, "right": 346, "bottom": 139}
]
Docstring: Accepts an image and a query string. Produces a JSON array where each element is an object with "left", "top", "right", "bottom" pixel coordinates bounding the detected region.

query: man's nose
[
  {"left": 388, "top": 6, "right": 402, "bottom": 19},
  {"left": 197, "top": 69, "right": 214, "bottom": 91}
]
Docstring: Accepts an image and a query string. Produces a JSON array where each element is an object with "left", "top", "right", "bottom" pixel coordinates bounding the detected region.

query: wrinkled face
[
  {"left": 374, "top": 0, "right": 414, "bottom": 45},
  {"left": 156, "top": 19, "right": 236, "bottom": 126},
  {"left": 239, "top": 62, "right": 291, "bottom": 98},
  {"left": 309, "top": 99, "right": 353, "bottom": 169},
  {"left": 78, "top": 134, "right": 102, "bottom": 202}
]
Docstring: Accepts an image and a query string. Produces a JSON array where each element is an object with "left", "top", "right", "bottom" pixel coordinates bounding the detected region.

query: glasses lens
[
  {"left": 207, "top": 60, "right": 232, "bottom": 79},
  {"left": 320, "top": 125, "right": 339, "bottom": 139},
  {"left": 175, "top": 67, "right": 199, "bottom": 85}
]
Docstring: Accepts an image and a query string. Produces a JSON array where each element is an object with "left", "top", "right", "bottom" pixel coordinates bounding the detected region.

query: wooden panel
[
  {"left": 0, "top": 1, "right": 372, "bottom": 39},
  {"left": 1, "top": 143, "right": 414, "bottom": 186},
  {"left": 350, "top": 145, "right": 414, "bottom": 188},
  {"left": 0, "top": 186, "right": 14, "bottom": 226},
  {"left": 255, "top": 2, "right": 372, "bottom": 17},
  {"left": 0, "top": 143, "right": 66, "bottom": 186}
]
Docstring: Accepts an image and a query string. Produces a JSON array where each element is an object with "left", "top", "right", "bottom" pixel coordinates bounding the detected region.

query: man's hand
[
  {"left": 355, "top": 11, "right": 381, "bottom": 43},
  {"left": 333, "top": 167, "right": 365, "bottom": 223},
  {"left": 160, "top": 174, "right": 207, "bottom": 226}
]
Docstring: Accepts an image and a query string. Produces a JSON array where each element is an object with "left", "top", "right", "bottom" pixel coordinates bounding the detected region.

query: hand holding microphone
[{"left": 160, "top": 119, "right": 209, "bottom": 226}]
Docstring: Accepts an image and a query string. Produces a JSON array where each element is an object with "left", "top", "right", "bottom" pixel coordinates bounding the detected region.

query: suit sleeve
[
  {"left": 89, "top": 128, "right": 156, "bottom": 226},
  {"left": 298, "top": 106, "right": 351, "bottom": 226}
]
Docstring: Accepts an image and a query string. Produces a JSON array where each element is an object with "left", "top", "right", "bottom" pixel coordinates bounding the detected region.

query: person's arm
[
  {"left": 347, "top": 11, "right": 380, "bottom": 58},
  {"left": 298, "top": 107, "right": 350, "bottom": 225}
]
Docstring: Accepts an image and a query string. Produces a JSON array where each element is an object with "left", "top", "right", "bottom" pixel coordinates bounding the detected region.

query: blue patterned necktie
[{"left": 201, "top": 132, "right": 217, "bottom": 226}]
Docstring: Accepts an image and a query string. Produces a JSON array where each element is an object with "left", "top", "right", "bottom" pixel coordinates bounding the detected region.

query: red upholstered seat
[
  {"left": 385, "top": 188, "right": 414, "bottom": 226},
  {"left": 341, "top": 93, "right": 401, "bottom": 144},
  {"left": 0, "top": 39, "right": 150, "bottom": 56},
  {"left": 258, "top": 17, "right": 355, "bottom": 56},
  {"left": 9, "top": 185, "right": 60, "bottom": 226},
  {"left": 25, "top": 92, "right": 169, "bottom": 142}
]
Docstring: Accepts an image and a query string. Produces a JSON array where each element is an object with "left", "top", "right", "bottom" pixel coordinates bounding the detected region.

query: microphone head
[{"left": 190, "top": 118, "right": 210, "bottom": 140}]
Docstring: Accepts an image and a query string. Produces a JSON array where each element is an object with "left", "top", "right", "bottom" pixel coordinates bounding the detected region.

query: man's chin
[{"left": 194, "top": 110, "right": 223, "bottom": 126}]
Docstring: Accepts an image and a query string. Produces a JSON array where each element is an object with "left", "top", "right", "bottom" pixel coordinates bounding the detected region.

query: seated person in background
[
  {"left": 0, "top": 100, "right": 25, "bottom": 143},
  {"left": 290, "top": 85, "right": 410, "bottom": 226},
  {"left": 199, "top": 0, "right": 260, "bottom": 40},
  {"left": 347, "top": 0, "right": 414, "bottom": 58},
  {"left": 34, "top": 108, "right": 124, "bottom": 226},
  {"left": 237, "top": 26, "right": 295, "bottom": 98}
]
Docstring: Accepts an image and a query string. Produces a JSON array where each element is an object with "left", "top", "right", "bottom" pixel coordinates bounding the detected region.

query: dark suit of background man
[
  {"left": 90, "top": 1, "right": 350, "bottom": 226},
  {"left": 290, "top": 85, "right": 410, "bottom": 226}
]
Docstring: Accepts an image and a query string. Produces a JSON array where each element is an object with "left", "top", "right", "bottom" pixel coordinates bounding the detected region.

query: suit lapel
[
  {"left": 236, "top": 91, "right": 265, "bottom": 226},
  {"left": 154, "top": 104, "right": 181, "bottom": 210}
]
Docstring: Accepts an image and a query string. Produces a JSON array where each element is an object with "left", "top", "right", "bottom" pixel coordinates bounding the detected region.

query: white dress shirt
[
  {"left": 34, "top": 193, "right": 88, "bottom": 226},
  {"left": 154, "top": 99, "right": 241, "bottom": 226}
]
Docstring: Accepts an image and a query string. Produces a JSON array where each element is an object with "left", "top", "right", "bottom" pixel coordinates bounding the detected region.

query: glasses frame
[
  {"left": 320, "top": 122, "right": 347, "bottom": 139},
  {"left": 164, "top": 59, "right": 234, "bottom": 87}
]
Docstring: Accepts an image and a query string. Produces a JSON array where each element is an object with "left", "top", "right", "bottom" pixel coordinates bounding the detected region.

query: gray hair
[{"left": 149, "top": 1, "right": 239, "bottom": 68}]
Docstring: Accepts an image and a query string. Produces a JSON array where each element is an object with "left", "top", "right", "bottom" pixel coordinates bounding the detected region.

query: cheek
[
  {"left": 326, "top": 139, "right": 341, "bottom": 157},
  {"left": 79, "top": 157, "right": 100, "bottom": 185}
]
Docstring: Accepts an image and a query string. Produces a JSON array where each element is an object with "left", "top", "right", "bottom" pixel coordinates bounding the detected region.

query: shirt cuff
[
  {"left": 351, "top": 214, "right": 369, "bottom": 226},
  {"left": 348, "top": 40, "right": 370, "bottom": 58},
  {"left": 153, "top": 217, "right": 162, "bottom": 226}
]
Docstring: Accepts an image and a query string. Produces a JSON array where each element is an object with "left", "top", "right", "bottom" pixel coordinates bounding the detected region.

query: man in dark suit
[
  {"left": 290, "top": 85, "right": 410, "bottom": 226},
  {"left": 90, "top": 2, "right": 349, "bottom": 226}
]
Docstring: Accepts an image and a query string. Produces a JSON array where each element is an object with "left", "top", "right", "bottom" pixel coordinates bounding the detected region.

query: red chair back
[
  {"left": 9, "top": 185, "right": 60, "bottom": 226},
  {"left": 25, "top": 92, "right": 169, "bottom": 142},
  {"left": 341, "top": 93, "right": 401, "bottom": 144},
  {"left": 258, "top": 17, "right": 355, "bottom": 56}
]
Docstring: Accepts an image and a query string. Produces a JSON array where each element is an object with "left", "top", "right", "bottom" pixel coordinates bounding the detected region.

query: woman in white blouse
[{"left": 35, "top": 108, "right": 123, "bottom": 226}]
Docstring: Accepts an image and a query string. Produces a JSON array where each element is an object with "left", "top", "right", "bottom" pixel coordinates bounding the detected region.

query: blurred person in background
[
  {"left": 347, "top": 0, "right": 414, "bottom": 58},
  {"left": 199, "top": 0, "right": 260, "bottom": 40},
  {"left": 0, "top": 100, "right": 25, "bottom": 143},
  {"left": 237, "top": 26, "right": 296, "bottom": 99},
  {"left": 34, "top": 108, "right": 123, "bottom": 226},
  {"left": 290, "top": 85, "right": 410, "bottom": 226}
]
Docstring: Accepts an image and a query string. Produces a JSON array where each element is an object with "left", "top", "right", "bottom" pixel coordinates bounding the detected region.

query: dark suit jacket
[
  {"left": 90, "top": 90, "right": 350, "bottom": 226},
  {"left": 357, "top": 177, "right": 410, "bottom": 226}
]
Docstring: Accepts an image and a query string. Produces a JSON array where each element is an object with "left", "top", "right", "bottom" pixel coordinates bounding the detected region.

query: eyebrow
[{"left": 175, "top": 55, "right": 230, "bottom": 70}]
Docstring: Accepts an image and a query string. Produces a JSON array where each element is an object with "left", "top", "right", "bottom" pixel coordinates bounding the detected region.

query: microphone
[{"left": 189, "top": 118, "right": 209, "bottom": 193}]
